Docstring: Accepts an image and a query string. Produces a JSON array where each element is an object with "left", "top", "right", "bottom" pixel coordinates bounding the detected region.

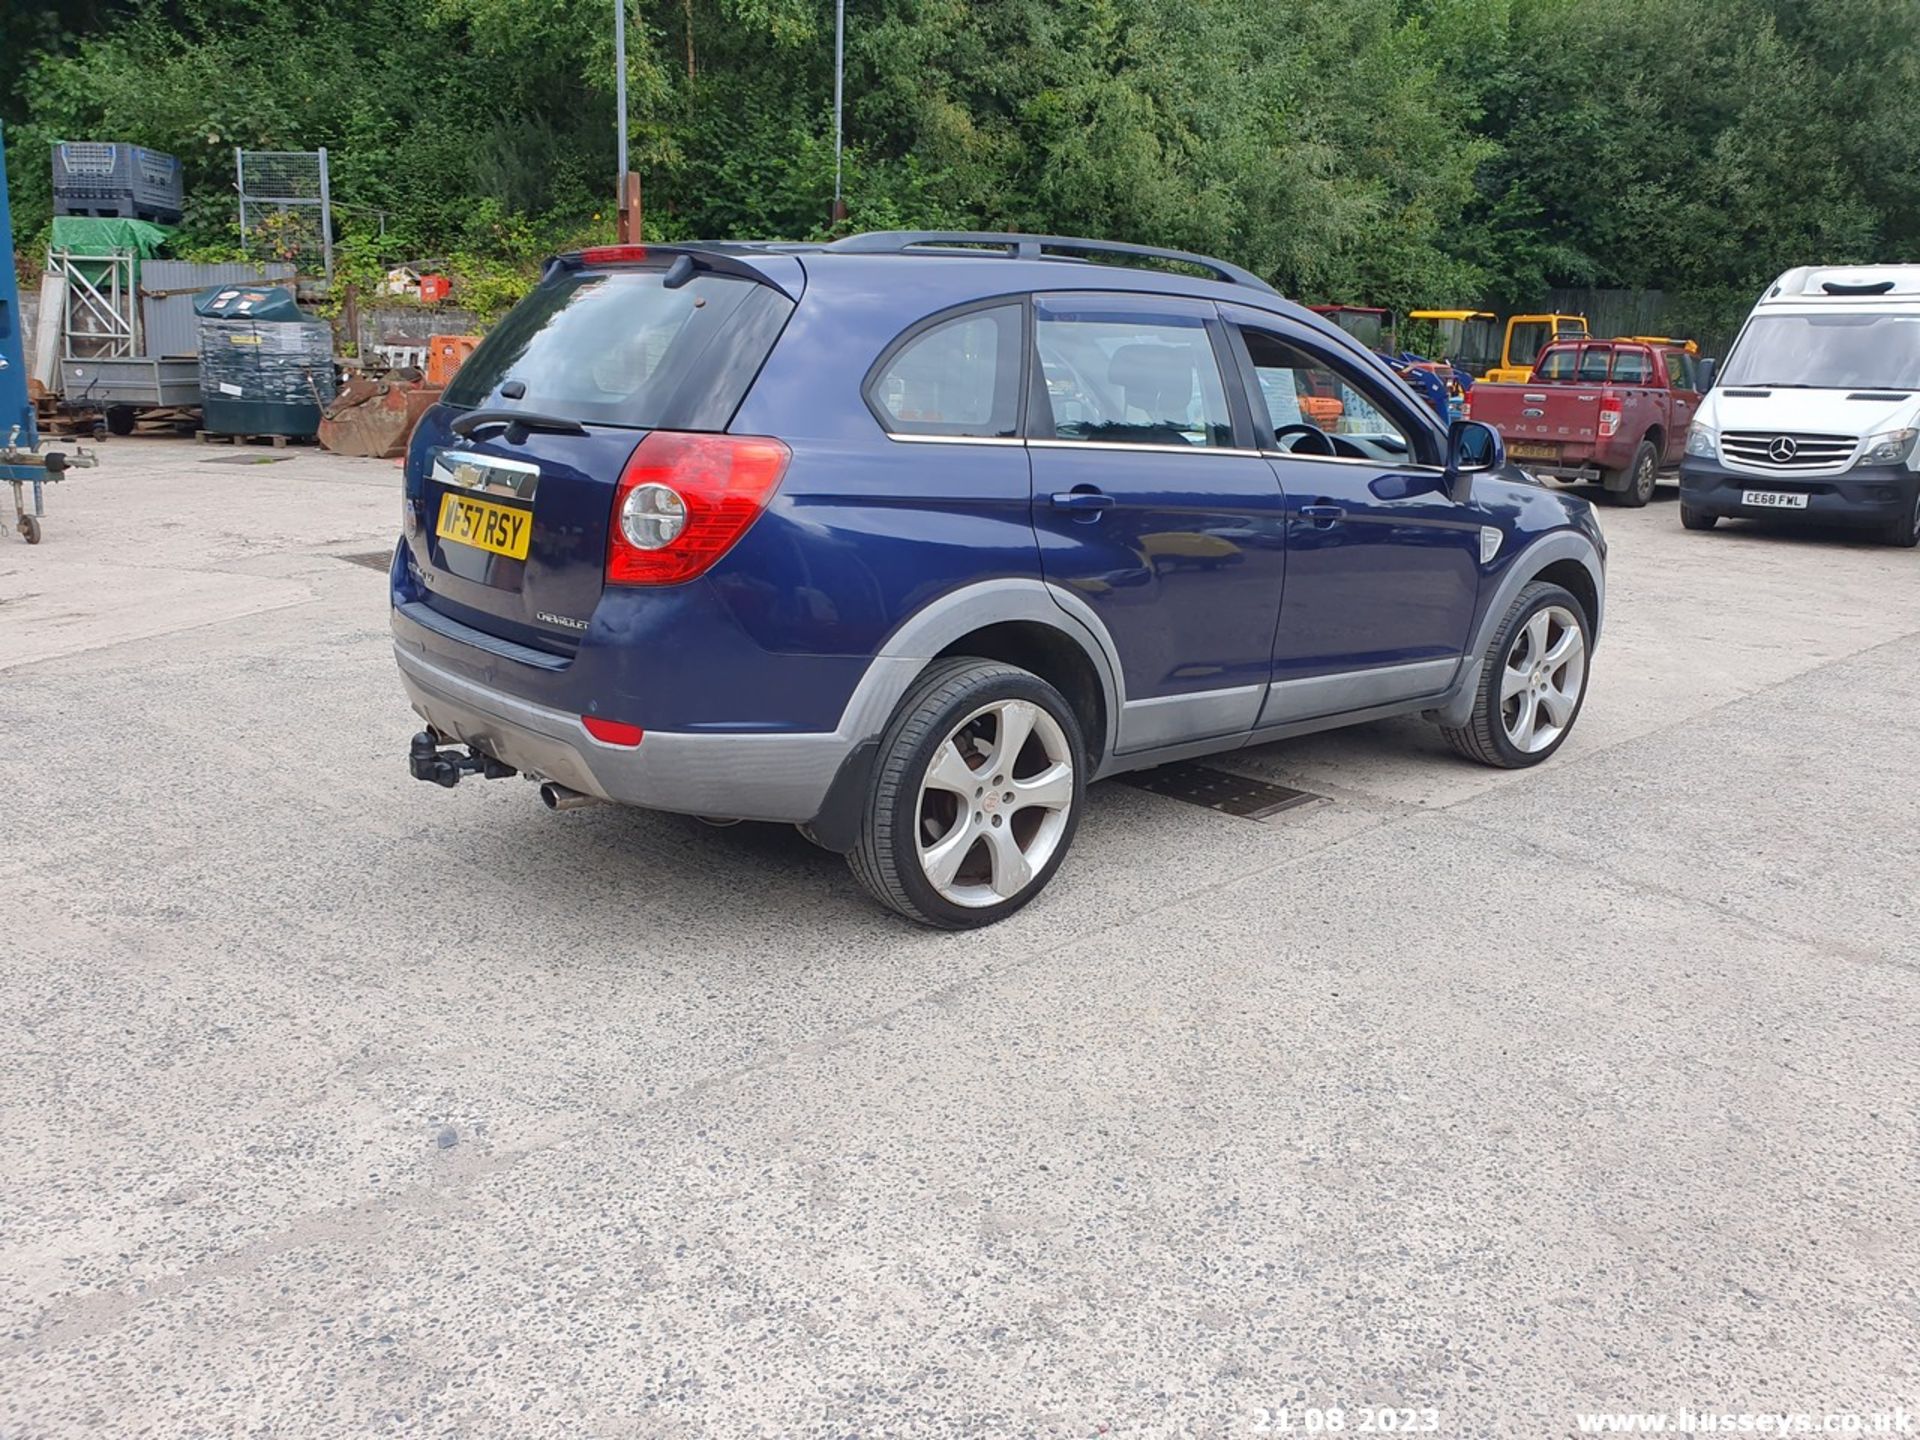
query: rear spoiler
[{"left": 545, "top": 243, "right": 804, "bottom": 301}]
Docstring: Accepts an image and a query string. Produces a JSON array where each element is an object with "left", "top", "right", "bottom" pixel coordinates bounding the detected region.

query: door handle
[
  {"left": 1050, "top": 489, "right": 1115, "bottom": 513},
  {"left": 1300, "top": 503, "right": 1345, "bottom": 525}
]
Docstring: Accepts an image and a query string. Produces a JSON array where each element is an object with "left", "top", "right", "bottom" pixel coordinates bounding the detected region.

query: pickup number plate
[
  {"left": 1741, "top": 489, "right": 1808, "bottom": 510},
  {"left": 1509, "top": 442, "right": 1560, "bottom": 461}
]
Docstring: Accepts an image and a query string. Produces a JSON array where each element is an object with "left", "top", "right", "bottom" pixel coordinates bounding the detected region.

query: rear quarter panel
[{"left": 720, "top": 263, "right": 1044, "bottom": 661}]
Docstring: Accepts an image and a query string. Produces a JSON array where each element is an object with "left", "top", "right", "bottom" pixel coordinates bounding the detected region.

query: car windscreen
[
  {"left": 1719, "top": 313, "right": 1920, "bottom": 391},
  {"left": 443, "top": 267, "right": 794, "bottom": 429}
]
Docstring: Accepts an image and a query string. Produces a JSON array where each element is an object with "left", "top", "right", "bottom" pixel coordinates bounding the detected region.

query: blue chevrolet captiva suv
[{"left": 393, "top": 232, "right": 1606, "bottom": 927}]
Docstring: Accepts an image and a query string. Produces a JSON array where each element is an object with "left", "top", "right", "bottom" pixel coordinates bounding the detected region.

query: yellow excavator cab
[
  {"left": 1484, "top": 314, "right": 1589, "bottom": 383},
  {"left": 1407, "top": 310, "right": 1500, "bottom": 376}
]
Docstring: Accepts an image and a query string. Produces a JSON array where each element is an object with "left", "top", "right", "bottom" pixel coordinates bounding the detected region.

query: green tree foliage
[{"left": 5, "top": 0, "right": 1918, "bottom": 336}]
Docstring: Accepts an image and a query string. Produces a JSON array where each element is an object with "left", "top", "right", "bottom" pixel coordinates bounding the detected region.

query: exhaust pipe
[{"left": 540, "top": 782, "right": 603, "bottom": 812}]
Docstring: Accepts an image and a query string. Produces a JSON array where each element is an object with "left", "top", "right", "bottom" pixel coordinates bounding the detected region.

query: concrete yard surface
[{"left": 1, "top": 442, "right": 1916, "bottom": 1438}]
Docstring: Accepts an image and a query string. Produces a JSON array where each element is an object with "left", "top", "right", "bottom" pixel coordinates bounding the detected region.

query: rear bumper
[
  {"left": 394, "top": 639, "right": 869, "bottom": 826},
  {"left": 1679, "top": 457, "right": 1919, "bottom": 526},
  {"left": 1525, "top": 462, "right": 1605, "bottom": 485}
]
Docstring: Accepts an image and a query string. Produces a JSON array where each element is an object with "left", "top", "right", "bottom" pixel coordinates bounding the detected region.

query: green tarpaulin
[{"left": 48, "top": 215, "right": 174, "bottom": 288}]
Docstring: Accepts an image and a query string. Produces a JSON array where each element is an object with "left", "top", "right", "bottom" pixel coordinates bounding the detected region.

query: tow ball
[{"left": 408, "top": 731, "right": 516, "bottom": 787}]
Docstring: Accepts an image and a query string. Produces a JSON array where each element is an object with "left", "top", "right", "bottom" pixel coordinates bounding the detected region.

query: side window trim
[
  {"left": 1023, "top": 291, "right": 1247, "bottom": 452},
  {"left": 861, "top": 293, "right": 1032, "bottom": 441},
  {"left": 1205, "top": 313, "right": 1260, "bottom": 450},
  {"left": 1221, "top": 306, "right": 1445, "bottom": 468}
]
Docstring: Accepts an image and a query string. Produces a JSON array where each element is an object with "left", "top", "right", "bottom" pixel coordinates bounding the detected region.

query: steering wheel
[{"left": 1271, "top": 422, "right": 1335, "bottom": 456}]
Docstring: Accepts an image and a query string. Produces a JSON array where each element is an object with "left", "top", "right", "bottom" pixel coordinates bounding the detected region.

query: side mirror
[
  {"left": 1446, "top": 419, "right": 1503, "bottom": 501},
  {"left": 1695, "top": 357, "right": 1718, "bottom": 392}
]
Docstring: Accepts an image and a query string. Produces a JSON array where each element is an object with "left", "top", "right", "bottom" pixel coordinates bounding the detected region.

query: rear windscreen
[{"left": 444, "top": 267, "right": 793, "bottom": 429}]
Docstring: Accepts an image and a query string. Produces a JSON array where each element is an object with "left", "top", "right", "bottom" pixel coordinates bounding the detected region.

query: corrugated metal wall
[{"left": 141, "top": 260, "right": 296, "bottom": 357}]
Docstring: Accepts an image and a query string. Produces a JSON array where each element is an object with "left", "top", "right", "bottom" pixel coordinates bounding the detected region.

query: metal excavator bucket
[{"left": 317, "top": 374, "right": 443, "bottom": 458}]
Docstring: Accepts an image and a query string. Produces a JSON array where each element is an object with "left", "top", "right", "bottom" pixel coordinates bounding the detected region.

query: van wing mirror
[
  {"left": 1446, "top": 419, "right": 1503, "bottom": 502},
  {"left": 1695, "top": 357, "right": 1717, "bottom": 392}
]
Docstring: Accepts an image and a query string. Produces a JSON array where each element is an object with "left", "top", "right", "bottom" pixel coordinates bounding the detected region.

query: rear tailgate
[
  {"left": 1471, "top": 380, "right": 1604, "bottom": 467},
  {"left": 400, "top": 251, "right": 797, "bottom": 658},
  {"left": 406, "top": 420, "right": 650, "bottom": 656}
]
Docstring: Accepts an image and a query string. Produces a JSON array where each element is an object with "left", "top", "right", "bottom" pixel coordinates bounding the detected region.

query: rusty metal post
[{"left": 618, "top": 173, "right": 643, "bottom": 243}]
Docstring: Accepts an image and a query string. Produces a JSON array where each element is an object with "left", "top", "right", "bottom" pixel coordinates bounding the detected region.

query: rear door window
[
  {"left": 1611, "top": 349, "right": 1651, "bottom": 384},
  {"left": 444, "top": 266, "right": 792, "bottom": 430},
  {"left": 1033, "top": 300, "right": 1234, "bottom": 447},
  {"left": 866, "top": 304, "right": 1023, "bottom": 437}
]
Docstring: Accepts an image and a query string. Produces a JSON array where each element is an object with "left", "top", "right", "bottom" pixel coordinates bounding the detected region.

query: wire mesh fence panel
[{"left": 235, "top": 148, "right": 333, "bottom": 282}]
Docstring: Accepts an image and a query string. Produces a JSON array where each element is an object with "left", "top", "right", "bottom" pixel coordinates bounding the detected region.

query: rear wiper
[{"left": 450, "top": 409, "right": 588, "bottom": 438}]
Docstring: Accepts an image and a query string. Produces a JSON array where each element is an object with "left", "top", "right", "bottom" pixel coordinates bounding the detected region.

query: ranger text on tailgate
[{"left": 392, "top": 232, "right": 1607, "bottom": 928}]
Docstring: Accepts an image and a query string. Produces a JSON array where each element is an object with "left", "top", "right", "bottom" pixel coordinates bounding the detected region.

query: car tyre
[
  {"left": 1880, "top": 488, "right": 1920, "bottom": 549},
  {"left": 849, "top": 657, "right": 1086, "bottom": 929},
  {"left": 1440, "top": 581, "right": 1591, "bottom": 769},
  {"left": 1606, "top": 440, "right": 1659, "bottom": 508},
  {"left": 1680, "top": 504, "right": 1718, "bottom": 531}
]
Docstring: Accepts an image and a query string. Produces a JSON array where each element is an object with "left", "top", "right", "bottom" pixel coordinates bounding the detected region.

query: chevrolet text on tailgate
[{"left": 392, "top": 232, "right": 1607, "bottom": 927}]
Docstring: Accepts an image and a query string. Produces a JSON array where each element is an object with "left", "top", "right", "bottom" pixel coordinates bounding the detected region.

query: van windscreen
[
  {"left": 444, "top": 266, "right": 793, "bottom": 430},
  {"left": 1720, "top": 314, "right": 1920, "bottom": 391}
]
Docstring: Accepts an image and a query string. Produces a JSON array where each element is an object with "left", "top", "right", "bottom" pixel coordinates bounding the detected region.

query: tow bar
[{"left": 408, "top": 731, "right": 516, "bottom": 788}]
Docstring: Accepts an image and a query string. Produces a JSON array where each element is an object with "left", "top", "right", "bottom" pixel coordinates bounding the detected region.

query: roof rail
[{"left": 822, "top": 230, "right": 1280, "bottom": 295}]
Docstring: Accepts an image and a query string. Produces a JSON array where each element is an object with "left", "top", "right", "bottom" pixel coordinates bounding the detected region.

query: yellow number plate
[
  {"left": 436, "top": 492, "right": 533, "bottom": 560},
  {"left": 1509, "top": 442, "right": 1560, "bottom": 460}
]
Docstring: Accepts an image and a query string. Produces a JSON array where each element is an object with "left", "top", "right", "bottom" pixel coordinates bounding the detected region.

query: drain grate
[
  {"left": 335, "top": 551, "right": 394, "bottom": 570},
  {"left": 1118, "top": 763, "right": 1324, "bottom": 820}
]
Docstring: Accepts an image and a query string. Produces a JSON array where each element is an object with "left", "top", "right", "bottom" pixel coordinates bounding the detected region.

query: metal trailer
[
  {"left": 2, "top": 122, "right": 94, "bottom": 542},
  {"left": 46, "top": 251, "right": 297, "bottom": 421}
]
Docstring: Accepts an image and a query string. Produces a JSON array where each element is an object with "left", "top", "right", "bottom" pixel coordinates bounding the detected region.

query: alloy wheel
[
  {"left": 915, "top": 698, "right": 1075, "bottom": 908},
  {"left": 1500, "top": 605, "right": 1586, "bottom": 753}
]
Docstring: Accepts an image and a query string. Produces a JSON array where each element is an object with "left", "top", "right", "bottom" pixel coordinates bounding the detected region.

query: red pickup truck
[{"left": 1467, "top": 339, "right": 1702, "bottom": 506}]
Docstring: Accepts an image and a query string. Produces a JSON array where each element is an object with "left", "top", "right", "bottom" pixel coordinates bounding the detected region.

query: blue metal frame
[{"left": 0, "top": 120, "right": 38, "bottom": 459}]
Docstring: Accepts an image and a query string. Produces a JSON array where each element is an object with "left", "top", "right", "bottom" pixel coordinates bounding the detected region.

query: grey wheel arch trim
[
  {"left": 845, "top": 578, "right": 1125, "bottom": 762},
  {"left": 1433, "top": 529, "right": 1605, "bottom": 728}
]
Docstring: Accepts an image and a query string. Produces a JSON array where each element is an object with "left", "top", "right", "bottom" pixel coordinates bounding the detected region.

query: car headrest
[{"left": 1108, "top": 342, "right": 1196, "bottom": 411}]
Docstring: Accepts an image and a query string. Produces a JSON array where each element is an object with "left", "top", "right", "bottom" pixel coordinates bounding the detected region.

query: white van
[{"left": 1678, "top": 265, "right": 1920, "bottom": 546}]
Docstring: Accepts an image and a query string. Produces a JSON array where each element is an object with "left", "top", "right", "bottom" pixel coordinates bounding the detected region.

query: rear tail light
[
  {"left": 606, "top": 431, "right": 791, "bottom": 585},
  {"left": 1598, "top": 392, "right": 1623, "bottom": 438},
  {"left": 1461, "top": 390, "right": 1473, "bottom": 419}
]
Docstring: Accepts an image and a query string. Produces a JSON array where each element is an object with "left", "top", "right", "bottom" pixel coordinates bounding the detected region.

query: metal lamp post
[
  {"left": 832, "top": 0, "right": 847, "bottom": 224},
  {"left": 615, "top": 0, "right": 641, "bottom": 240}
]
